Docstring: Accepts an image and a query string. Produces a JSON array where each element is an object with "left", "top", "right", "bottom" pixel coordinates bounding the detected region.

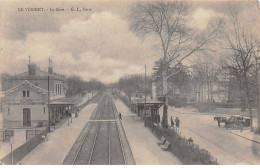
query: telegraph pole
[
  {"left": 256, "top": 50, "right": 260, "bottom": 134},
  {"left": 144, "top": 64, "right": 147, "bottom": 127},
  {"left": 48, "top": 75, "right": 51, "bottom": 133}
]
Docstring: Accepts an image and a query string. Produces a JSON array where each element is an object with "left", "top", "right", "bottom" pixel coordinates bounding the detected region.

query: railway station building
[{"left": 1, "top": 58, "right": 77, "bottom": 128}]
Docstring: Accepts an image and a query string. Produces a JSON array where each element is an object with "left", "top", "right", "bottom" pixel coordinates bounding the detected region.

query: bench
[
  {"left": 161, "top": 141, "right": 170, "bottom": 150},
  {"left": 157, "top": 136, "right": 166, "bottom": 145}
]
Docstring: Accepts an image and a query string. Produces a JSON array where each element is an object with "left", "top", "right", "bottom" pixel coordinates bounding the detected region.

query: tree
[
  {"left": 220, "top": 3, "right": 260, "bottom": 131},
  {"left": 152, "top": 60, "right": 191, "bottom": 97},
  {"left": 117, "top": 74, "right": 152, "bottom": 101},
  {"left": 65, "top": 76, "right": 104, "bottom": 97},
  {"left": 129, "top": 0, "right": 222, "bottom": 127},
  {"left": 1, "top": 73, "right": 11, "bottom": 91},
  {"left": 191, "top": 55, "right": 221, "bottom": 107}
]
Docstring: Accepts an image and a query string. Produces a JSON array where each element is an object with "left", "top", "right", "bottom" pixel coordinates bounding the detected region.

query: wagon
[
  {"left": 225, "top": 115, "right": 246, "bottom": 128},
  {"left": 243, "top": 118, "right": 250, "bottom": 127}
]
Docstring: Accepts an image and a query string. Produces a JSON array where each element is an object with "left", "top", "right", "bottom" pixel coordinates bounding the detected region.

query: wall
[
  {"left": 3, "top": 104, "right": 48, "bottom": 128},
  {"left": 8, "top": 77, "right": 65, "bottom": 99},
  {"left": 2, "top": 83, "right": 48, "bottom": 128},
  {"left": 51, "top": 80, "right": 65, "bottom": 100}
]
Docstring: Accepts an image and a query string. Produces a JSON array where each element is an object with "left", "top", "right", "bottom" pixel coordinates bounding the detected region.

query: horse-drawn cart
[{"left": 224, "top": 115, "right": 250, "bottom": 129}]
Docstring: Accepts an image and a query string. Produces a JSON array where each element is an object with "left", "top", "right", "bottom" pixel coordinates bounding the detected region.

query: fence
[
  {"left": 117, "top": 92, "right": 218, "bottom": 165},
  {"left": 0, "top": 130, "right": 14, "bottom": 142},
  {"left": 26, "top": 129, "right": 45, "bottom": 141},
  {"left": 116, "top": 93, "right": 131, "bottom": 107},
  {"left": 77, "top": 92, "right": 100, "bottom": 110},
  {"left": 1, "top": 128, "right": 48, "bottom": 165},
  {"left": 3, "top": 120, "right": 48, "bottom": 129}
]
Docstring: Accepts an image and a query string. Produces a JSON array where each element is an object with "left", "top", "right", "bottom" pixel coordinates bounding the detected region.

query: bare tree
[
  {"left": 66, "top": 76, "right": 104, "bottom": 97},
  {"left": 118, "top": 74, "right": 152, "bottom": 101},
  {"left": 1, "top": 73, "right": 12, "bottom": 91},
  {"left": 191, "top": 55, "right": 221, "bottom": 109},
  {"left": 129, "top": 0, "right": 222, "bottom": 127},
  {"left": 220, "top": 4, "right": 260, "bottom": 131}
]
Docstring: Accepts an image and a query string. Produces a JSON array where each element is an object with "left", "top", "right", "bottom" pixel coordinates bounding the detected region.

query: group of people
[{"left": 170, "top": 116, "right": 180, "bottom": 128}]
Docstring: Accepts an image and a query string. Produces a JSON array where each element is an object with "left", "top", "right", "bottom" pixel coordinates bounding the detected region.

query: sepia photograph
[{"left": 0, "top": 0, "right": 260, "bottom": 165}]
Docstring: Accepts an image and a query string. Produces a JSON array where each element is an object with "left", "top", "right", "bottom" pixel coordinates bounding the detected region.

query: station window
[
  {"left": 23, "top": 91, "right": 26, "bottom": 97},
  {"left": 27, "top": 91, "right": 30, "bottom": 97},
  {"left": 56, "top": 84, "right": 58, "bottom": 95}
]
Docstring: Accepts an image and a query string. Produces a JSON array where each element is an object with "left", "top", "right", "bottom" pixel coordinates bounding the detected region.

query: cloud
[
  {"left": 0, "top": 11, "right": 157, "bottom": 83},
  {"left": 191, "top": 8, "right": 223, "bottom": 30}
]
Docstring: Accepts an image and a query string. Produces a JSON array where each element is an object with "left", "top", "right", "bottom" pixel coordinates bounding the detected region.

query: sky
[{"left": 0, "top": 0, "right": 259, "bottom": 83}]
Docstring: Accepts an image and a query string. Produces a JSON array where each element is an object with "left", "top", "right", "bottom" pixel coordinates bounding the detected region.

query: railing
[
  {"left": 0, "top": 129, "right": 14, "bottom": 142},
  {"left": 26, "top": 129, "right": 45, "bottom": 141},
  {"left": 2, "top": 120, "right": 48, "bottom": 129}
]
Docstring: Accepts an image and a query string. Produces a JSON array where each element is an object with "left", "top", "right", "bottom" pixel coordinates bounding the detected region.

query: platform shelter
[{"left": 132, "top": 99, "right": 163, "bottom": 123}]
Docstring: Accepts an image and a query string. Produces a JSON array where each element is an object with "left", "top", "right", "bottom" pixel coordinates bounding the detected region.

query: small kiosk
[{"left": 132, "top": 99, "right": 163, "bottom": 123}]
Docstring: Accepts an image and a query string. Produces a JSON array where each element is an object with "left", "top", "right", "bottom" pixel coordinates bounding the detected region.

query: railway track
[{"left": 71, "top": 91, "right": 126, "bottom": 165}]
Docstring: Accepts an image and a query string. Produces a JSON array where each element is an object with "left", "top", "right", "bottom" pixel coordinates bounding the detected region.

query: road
[
  {"left": 165, "top": 107, "right": 260, "bottom": 164},
  {"left": 64, "top": 91, "right": 134, "bottom": 165}
]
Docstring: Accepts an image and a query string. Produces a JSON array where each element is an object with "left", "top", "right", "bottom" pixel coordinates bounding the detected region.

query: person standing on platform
[
  {"left": 175, "top": 117, "right": 180, "bottom": 128},
  {"left": 171, "top": 116, "right": 174, "bottom": 128},
  {"left": 119, "top": 112, "right": 122, "bottom": 120}
]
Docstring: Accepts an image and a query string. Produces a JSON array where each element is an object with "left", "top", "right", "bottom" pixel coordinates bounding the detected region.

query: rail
[
  {"left": 72, "top": 93, "right": 105, "bottom": 165},
  {"left": 72, "top": 92, "right": 126, "bottom": 165}
]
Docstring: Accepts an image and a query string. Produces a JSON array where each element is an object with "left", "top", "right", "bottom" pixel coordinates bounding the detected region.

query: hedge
[{"left": 117, "top": 92, "right": 218, "bottom": 165}]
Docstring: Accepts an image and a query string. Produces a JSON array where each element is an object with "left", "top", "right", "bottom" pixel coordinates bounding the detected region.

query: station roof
[
  {"left": 132, "top": 98, "right": 163, "bottom": 105},
  {"left": 4, "top": 80, "right": 48, "bottom": 95}
]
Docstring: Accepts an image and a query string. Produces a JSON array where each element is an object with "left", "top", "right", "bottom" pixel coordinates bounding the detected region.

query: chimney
[
  {"left": 28, "top": 63, "right": 36, "bottom": 75},
  {"left": 48, "top": 58, "right": 53, "bottom": 74}
]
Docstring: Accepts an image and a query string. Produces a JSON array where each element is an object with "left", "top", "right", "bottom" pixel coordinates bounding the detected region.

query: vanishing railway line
[{"left": 71, "top": 91, "right": 126, "bottom": 165}]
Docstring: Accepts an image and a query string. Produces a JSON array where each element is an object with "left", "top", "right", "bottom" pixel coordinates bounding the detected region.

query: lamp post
[
  {"left": 66, "top": 107, "right": 70, "bottom": 126},
  {"left": 9, "top": 137, "right": 14, "bottom": 165},
  {"left": 70, "top": 106, "right": 72, "bottom": 123}
]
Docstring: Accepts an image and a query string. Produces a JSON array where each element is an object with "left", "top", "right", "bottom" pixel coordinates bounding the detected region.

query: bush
[
  {"left": 195, "top": 103, "right": 216, "bottom": 112},
  {"left": 168, "top": 97, "right": 188, "bottom": 108}
]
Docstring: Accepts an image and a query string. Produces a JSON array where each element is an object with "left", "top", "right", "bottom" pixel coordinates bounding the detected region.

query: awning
[
  {"left": 50, "top": 101, "right": 75, "bottom": 105},
  {"left": 132, "top": 98, "right": 163, "bottom": 105}
]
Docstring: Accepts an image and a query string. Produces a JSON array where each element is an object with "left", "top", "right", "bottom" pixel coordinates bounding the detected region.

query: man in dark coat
[
  {"left": 171, "top": 116, "right": 174, "bottom": 128},
  {"left": 119, "top": 112, "right": 122, "bottom": 120},
  {"left": 175, "top": 117, "right": 180, "bottom": 127}
]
